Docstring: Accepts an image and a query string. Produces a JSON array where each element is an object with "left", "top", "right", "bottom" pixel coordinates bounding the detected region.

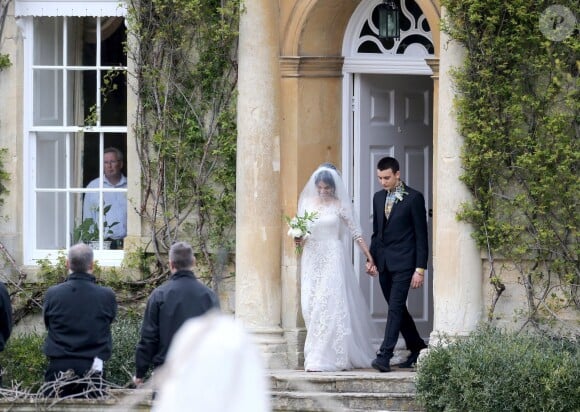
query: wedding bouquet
[{"left": 285, "top": 210, "right": 318, "bottom": 254}]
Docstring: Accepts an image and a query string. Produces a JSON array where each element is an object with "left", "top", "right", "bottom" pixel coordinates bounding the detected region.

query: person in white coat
[{"left": 152, "top": 311, "right": 271, "bottom": 412}]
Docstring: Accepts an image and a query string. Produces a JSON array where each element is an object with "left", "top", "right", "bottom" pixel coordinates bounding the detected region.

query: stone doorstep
[
  {"left": 270, "top": 369, "right": 418, "bottom": 393},
  {"left": 269, "top": 369, "right": 423, "bottom": 412},
  {"left": 271, "top": 390, "right": 421, "bottom": 412}
]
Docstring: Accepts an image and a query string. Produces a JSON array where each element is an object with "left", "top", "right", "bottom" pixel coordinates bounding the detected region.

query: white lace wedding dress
[{"left": 300, "top": 201, "right": 376, "bottom": 371}]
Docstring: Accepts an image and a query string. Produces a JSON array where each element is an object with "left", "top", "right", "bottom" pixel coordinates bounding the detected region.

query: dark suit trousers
[
  {"left": 44, "top": 357, "right": 106, "bottom": 398},
  {"left": 378, "top": 268, "right": 426, "bottom": 357}
]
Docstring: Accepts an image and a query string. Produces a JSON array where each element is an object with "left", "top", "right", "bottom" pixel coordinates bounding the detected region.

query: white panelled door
[{"left": 355, "top": 73, "right": 433, "bottom": 342}]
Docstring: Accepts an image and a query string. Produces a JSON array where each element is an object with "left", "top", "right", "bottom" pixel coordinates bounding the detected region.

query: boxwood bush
[
  {"left": 0, "top": 313, "right": 142, "bottom": 391},
  {"left": 416, "top": 325, "right": 579, "bottom": 412}
]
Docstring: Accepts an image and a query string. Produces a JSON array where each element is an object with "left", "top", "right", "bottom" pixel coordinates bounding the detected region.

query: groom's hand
[
  {"left": 365, "top": 261, "right": 378, "bottom": 277},
  {"left": 411, "top": 271, "right": 424, "bottom": 288}
]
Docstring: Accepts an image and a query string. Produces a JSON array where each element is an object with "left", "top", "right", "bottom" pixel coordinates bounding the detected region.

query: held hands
[
  {"left": 365, "top": 260, "right": 378, "bottom": 277},
  {"left": 294, "top": 237, "right": 305, "bottom": 249}
]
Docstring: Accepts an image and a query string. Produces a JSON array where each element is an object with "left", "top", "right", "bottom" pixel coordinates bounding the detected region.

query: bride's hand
[{"left": 365, "top": 260, "right": 378, "bottom": 277}]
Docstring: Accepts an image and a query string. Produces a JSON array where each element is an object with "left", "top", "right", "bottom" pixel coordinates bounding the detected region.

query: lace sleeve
[{"left": 339, "top": 206, "right": 362, "bottom": 240}]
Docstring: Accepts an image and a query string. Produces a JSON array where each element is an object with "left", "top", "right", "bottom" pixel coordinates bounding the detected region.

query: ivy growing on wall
[
  {"left": 441, "top": 0, "right": 579, "bottom": 336},
  {"left": 0, "top": 0, "right": 11, "bottom": 71},
  {"left": 126, "top": 0, "right": 239, "bottom": 287}
]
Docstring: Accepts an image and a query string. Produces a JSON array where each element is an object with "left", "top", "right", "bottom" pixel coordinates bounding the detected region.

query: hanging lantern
[{"left": 378, "top": 0, "right": 400, "bottom": 40}]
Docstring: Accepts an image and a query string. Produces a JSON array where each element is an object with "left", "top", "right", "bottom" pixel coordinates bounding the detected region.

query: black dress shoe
[
  {"left": 394, "top": 350, "right": 422, "bottom": 369},
  {"left": 371, "top": 356, "right": 391, "bottom": 373}
]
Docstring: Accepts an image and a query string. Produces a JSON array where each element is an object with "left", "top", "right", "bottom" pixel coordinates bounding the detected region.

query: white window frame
[{"left": 18, "top": 1, "right": 127, "bottom": 266}]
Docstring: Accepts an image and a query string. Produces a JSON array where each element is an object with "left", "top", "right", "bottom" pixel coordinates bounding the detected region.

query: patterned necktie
[{"left": 384, "top": 191, "right": 395, "bottom": 220}]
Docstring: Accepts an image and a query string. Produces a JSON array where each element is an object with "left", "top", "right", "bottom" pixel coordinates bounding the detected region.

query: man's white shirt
[{"left": 83, "top": 175, "right": 127, "bottom": 239}]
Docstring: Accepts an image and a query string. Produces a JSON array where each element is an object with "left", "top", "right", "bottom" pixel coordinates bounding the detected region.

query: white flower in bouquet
[
  {"left": 284, "top": 210, "right": 318, "bottom": 254},
  {"left": 288, "top": 226, "right": 304, "bottom": 239}
]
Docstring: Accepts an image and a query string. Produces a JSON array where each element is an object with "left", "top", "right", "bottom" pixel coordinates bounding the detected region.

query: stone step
[
  {"left": 269, "top": 369, "right": 425, "bottom": 412},
  {"left": 271, "top": 390, "right": 421, "bottom": 411},
  {"left": 270, "top": 369, "right": 417, "bottom": 394}
]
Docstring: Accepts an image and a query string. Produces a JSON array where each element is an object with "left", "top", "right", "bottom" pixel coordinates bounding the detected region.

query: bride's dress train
[{"left": 301, "top": 202, "right": 376, "bottom": 371}]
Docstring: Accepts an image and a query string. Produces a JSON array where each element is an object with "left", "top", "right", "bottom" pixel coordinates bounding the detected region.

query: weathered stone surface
[
  {"left": 0, "top": 389, "right": 153, "bottom": 411},
  {"left": 269, "top": 369, "right": 425, "bottom": 412}
]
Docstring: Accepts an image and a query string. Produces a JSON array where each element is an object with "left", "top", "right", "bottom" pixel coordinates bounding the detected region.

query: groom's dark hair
[{"left": 377, "top": 157, "right": 399, "bottom": 173}]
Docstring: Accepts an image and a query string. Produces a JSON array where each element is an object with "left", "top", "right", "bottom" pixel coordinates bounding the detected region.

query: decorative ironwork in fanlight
[{"left": 356, "top": 0, "right": 434, "bottom": 56}]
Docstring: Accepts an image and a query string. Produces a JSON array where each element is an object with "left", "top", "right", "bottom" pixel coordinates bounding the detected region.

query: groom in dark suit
[{"left": 367, "top": 156, "right": 428, "bottom": 372}]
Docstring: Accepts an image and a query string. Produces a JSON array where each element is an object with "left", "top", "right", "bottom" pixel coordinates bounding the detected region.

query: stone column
[
  {"left": 430, "top": 27, "right": 483, "bottom": 343},
  {"left": 236, "top": 0, "right": 286, "bottom": 368}
]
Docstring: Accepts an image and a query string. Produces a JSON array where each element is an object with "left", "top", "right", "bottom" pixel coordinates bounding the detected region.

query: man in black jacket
[
  {"left": 133, "top": 241, "right": 220, "bottom": 386},
  {"left": 0, "top": 280, "right": 12, "bottom": 386},
  {"left": 368, "top": 157, "right": 428, "bottom": 372},
  {"left": 43, "top": 243, "right": 117, "bottom": 397}
]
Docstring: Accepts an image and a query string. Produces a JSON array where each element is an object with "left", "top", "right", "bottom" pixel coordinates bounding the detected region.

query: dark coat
[
  {"left": 0, "top": 282, "right": 12, "bottom": 352},
  {"left": 370, "top": 184, "right": 429, "bottom": 273},
  {"left": 135, "top": 270, "right": 220, "bottom": 378},
  {"left": 43, "top": 272, "right": 117, "bottom": 360}
]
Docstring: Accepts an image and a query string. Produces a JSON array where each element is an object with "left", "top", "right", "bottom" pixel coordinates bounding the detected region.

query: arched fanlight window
[{"left": 355, "top": 0, "right": 434, "bottom": 57}]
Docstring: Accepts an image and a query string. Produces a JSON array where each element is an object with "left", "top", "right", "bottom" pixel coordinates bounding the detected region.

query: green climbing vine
[
  {"left": 442, "top": 0, "right": 579, "bottom": 336},
  {"left": 126, "top": 0, "right": 239, "bottom": 288},
  {"left": 0, "top": 0, "right": 11, "bottom": 71}
]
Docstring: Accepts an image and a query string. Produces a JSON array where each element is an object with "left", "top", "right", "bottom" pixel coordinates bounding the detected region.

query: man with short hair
[
  {"left": 133, "top": 242, "right": 220, "bottom": 386},
  {"left": 43, "top": 243, "right": 117, "bottom": 397},
  {"left": 368, "top": 156, "right": 429, "bottom": 372},
  {"left": 83, "top": 147, "right": 127, "bottom": 248},
  {"left": 0, "top": 280, "right": 12, "bottom": 387}
]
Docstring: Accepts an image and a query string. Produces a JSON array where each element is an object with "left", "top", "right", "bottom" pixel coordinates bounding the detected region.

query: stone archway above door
[{"left": 281, "top": 0, "right": 440, "bottom": 58}]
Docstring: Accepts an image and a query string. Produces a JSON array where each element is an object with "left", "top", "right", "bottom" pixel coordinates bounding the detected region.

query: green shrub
[
  {"left": 416, "top": 325, "right": 580, "bottom": 412},
  {"left": 0, "top": 331, "right": 47, "bottom": 391},
  {"left": 107, "top": 312, "right": 142, "bottom": 386},
  {"left": 0, "top": 313, "right": 142, "bottom": 391}
]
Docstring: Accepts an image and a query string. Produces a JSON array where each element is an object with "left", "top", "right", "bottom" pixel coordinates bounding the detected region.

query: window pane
[
  {"left": 36, "top": 192, "right": 68, "bottom": 249},
  {"left": 33, "top": 17, "right": 63, "bottom": 66},
  {"left": 101, "top": 70, "right": 127, "bottom": 126},
  {"left": 81, "top": 70, "right": 98, "bottom": 126},
  {"left": 67, "top": 17, "right": 83, "bottom": 66},
  {"left": 100, "top": 17, "right": 126, "bottom": 66},
  {"left": 82, "top": 133, "right": 127, "bottom": 187},
  {"left": 33, "top": 69, "right": 63, "bottom": 126},
  {"left": 66, "top": 69, "right": 88, "bottom": 126},
  {"left": 36, "top": 133, "right": 67, "bottom": 189}
]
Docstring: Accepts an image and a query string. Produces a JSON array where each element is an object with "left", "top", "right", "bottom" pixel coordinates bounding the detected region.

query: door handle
[{"left": 428, "top": 208, "right": 433, "bottom": 217}]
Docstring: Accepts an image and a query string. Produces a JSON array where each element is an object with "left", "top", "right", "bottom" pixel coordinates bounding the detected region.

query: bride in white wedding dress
[{"left": 297, "top": 164, "right": 378, "bottom": 372}]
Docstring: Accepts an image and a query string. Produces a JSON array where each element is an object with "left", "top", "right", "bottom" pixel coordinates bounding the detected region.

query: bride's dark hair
[{"left": 314, "top": 169, "right": 336, "bottom": 194}]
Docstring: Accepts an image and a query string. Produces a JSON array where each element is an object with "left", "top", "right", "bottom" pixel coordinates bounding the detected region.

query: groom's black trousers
[{"left": 378, "top": 268, "right": 426, "bottom": 357}]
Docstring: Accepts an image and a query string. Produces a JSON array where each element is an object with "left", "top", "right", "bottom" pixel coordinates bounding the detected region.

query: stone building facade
[{"left": 0, "top": 0, "right": 528, "bottom": 369}]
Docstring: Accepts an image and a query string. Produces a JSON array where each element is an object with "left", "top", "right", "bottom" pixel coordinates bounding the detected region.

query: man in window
[{"left": 83, "top": 147, "right": 127, "bottom": 249}]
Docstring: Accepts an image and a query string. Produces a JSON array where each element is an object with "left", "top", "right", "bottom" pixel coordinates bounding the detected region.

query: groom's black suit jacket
[{"left": 370, "top": 185, "right": 428, "bottom": 274}]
